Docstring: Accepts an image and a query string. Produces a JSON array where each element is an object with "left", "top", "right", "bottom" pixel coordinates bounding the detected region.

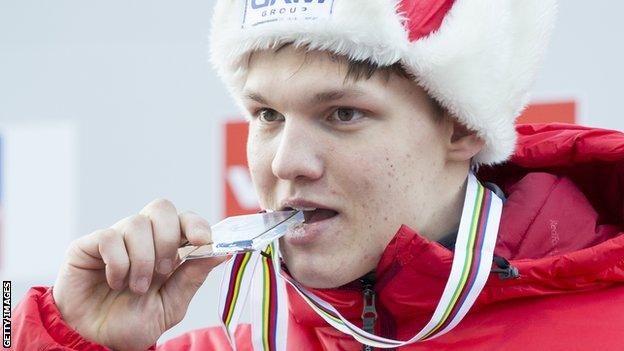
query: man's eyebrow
[
  {"left": 312, "top": 89, "right": 365, "bottom": 104},
  {"left": 244, "top": 92, "right": 269, "bottom": 104},
  {"left": 243, "top": 89, "right": 366, "bottom": 105}
]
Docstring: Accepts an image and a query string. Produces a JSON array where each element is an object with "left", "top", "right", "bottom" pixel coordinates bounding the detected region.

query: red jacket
[{"left": 13, "top": 123, "right": 624, "bottom": 350}]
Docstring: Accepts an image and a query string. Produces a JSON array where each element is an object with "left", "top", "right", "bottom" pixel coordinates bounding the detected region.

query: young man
[{"left": 13, "top": 0, "right": 624, "bottom": 350}]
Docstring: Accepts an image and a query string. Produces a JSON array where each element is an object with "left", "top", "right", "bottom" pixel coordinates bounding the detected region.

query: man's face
[{"left": 241, "top": 46, "right": 454, "bottom": 288}]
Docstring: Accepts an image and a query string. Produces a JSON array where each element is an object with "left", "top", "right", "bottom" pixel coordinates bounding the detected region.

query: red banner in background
[
  {"left": 517, "top": 101, "right": 576, "bottom": 124},
  {"left": 224, "top": 122, "right": 258, "bottom": 217},
  {"left": 224, "top": 101, "right": 577, "bottom": 217}
]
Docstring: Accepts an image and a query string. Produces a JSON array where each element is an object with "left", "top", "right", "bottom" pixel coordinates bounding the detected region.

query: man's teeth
[{"left": 293, "top": 207, "right": 317, "bottom": 211}]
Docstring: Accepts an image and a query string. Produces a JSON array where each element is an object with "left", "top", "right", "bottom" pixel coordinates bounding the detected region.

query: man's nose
[{"left": 271, "top": 120, "right": 323, "bottom": 181}]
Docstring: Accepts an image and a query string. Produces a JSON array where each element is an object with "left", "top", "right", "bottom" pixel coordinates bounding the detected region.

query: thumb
[{"left": 160, "top": 256, "right": 229, "bottom": 323}]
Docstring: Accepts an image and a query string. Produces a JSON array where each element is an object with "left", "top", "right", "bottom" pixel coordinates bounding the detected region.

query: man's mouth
[
  {"left": 302, "top": 208, "right": 339, "bottom": 224},
  {"left": 279, "top": 200, "right": 340, "bottom": 245},
  {"left": 282, "top": 206, "right": 339, "bottom": 224}
]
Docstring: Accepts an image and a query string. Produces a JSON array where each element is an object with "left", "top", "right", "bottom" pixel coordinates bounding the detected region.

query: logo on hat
[
  {"left": 243, "top": 0, "right": 334, "bottom": 28},
  {"left": 251, "top": 0, "right": 327, "bottom": 9}
]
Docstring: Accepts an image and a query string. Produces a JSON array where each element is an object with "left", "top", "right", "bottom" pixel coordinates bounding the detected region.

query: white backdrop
[{"left": 0, "top": 0, "right": 623, "bottom": 345}]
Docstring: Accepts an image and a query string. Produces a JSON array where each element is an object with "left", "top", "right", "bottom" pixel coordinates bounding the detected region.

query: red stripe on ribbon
[
  {"left": 267, "top": 255, "right": 278, "bottom": 350},
  {"left": 222, "top": 254, "right": 247, "bottom": 323}
]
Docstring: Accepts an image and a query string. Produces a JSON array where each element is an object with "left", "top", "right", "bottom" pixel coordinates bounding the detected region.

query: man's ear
[{"left": 445, "top": 115, "right": 485, "bottom": 162}]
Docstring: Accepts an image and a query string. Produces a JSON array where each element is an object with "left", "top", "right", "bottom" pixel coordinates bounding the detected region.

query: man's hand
[{"left": 52, "top": 199, "right": 227, "bottom": 351}]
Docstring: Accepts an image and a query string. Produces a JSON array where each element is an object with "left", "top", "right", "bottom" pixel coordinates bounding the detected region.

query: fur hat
[{"left": 209, "top": 0, "right": 557, "bottom": 165}]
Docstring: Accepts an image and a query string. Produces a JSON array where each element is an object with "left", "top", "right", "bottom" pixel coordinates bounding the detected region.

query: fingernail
[
  {"left": 136, "top": 277, "right": 149, "bottom": 293},
  {"left": 197, "top": 228, "right": 212, "bottom": 244},
  {"left": 157, "top": 259, "right": 173, "bottom": 274}
]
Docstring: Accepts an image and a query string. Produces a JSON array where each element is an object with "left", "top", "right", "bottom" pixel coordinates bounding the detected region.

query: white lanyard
[{"left": 217, "top": 173, "right": 503, "bottom": 349}]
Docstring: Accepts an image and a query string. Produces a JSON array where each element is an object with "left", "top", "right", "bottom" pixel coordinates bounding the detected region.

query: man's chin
[
  {"left": 290, "top": 271, "right": 346, "bottom": 289},
  {"left": 282, "top": 256, "right": 362, "bottom": 289}
]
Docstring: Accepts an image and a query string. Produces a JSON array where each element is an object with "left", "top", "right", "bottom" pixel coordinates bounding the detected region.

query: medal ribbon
[{"left": 217, "top": 173, "right": 503, "bottom": 349}]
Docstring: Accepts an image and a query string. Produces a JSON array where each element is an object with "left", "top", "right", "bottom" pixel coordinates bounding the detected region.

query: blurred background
[{"left": 0, "top": 0, "right": 622, "bottom": 344}]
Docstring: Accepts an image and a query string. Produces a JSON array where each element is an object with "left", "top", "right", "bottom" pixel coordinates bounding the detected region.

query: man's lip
[{"left": 278, "top": 198, "right": 338, "bottom": 213}]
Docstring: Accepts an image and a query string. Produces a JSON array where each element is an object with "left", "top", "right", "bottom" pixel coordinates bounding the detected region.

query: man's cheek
[
  {"left": 250, "top": 167, "right": 272, "bottom": 197},
  {"left": 351, "top": 176, "right": 387, "bottom": 213},
  {"left": 246, "top": 157, "right": 273, "bottom": 208},
  {"left": 247, "top": 140, "right": 273, "bottom": 177}
]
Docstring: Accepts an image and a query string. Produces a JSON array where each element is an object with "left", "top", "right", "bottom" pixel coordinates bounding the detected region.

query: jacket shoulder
[
  {"left": 12, "top": 286, "right": 110, "bottom": 351},
  {"left": 12, "top": 286, "right": 252, "bottom": 351},
  {"left": 514, "top": 123, "right": 624, "bottom": 166}
]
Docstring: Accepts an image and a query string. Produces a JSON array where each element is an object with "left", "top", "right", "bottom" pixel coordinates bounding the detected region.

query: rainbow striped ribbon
[
  {"left": 251, "top": 243, "right": 289, "bottom": 351},
  {"left": 218, "top": 243, "right": 288, "bottom": 350},
  {"left": 218, "top": 250, "right": 259, "bottom": 345},
  {"left": 217, "top": 173, "right": 502, "bottom": 349}
]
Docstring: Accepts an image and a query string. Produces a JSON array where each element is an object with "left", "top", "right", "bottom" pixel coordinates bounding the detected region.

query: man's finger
[
  {"left": 115, "top": 214, "right": 155, "bottom": 294},
  {"left": 179, "top": 211, "right": 212, "bottom": 246},
  {"left": 160, "top": 256, "right": 229, "bottom": 326},
  {"left": 140, "top": 199, "right": 181, "bottom": 275},
  {"left": 97, "top": 228, "right": 130, "bottom": 291}
]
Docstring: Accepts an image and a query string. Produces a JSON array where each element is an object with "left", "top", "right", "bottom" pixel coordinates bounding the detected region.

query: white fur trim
[{"left": 210, "top": 0, "right": 557, "bottom": 165}]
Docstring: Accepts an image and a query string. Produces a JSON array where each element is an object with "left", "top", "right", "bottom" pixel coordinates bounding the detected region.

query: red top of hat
[{"left": 398, "top": 0, "right": 456, "bottom": 41}]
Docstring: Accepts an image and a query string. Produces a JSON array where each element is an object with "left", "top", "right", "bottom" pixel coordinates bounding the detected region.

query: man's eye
[
  {"left": 256, "top": 108, "right": 283, "bottom": 122},
  {"left": 329, "top": 108, "right": 364, "bottom": 123}
]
